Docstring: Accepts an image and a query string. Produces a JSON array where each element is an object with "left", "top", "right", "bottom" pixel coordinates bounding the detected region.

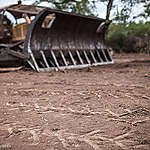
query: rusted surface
[
  {"left": 4, "top": 4, "right": 44, "bottom": 18},
  {"left": 25, "top": 8, "right": 105, "bottom": 52},
  {"left": 24, "top": 9, "right": 113, "bottom": 72}
]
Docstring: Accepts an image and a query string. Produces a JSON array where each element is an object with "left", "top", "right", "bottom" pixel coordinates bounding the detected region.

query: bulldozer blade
[{"left": 24, "top": 8, "right": 114, "bottom": 72}]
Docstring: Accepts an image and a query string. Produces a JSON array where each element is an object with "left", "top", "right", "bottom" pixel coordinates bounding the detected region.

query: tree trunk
[{"left": 106, "top": 0, "right": 114, "bottom": 21}]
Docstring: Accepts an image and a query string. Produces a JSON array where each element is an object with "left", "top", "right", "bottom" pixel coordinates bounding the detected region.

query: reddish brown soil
[{"left": 0, "top": 53, "right": 150, "bottom": 150}]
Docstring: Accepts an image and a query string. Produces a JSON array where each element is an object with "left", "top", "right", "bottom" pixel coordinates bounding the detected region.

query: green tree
[
  {"left": 23, "top": 0, "right": 149, "bottom": 22},
  {"left": 32, "top": 0, "right": 95, "bottom": 15},
  {"left": 31, "top": 0, "right": 114, "bottom": 18}
]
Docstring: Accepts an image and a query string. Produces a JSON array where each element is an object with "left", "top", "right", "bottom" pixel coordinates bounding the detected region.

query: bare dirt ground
[{"left": 0, "top": 53, "right": 150, "bottom": 150}]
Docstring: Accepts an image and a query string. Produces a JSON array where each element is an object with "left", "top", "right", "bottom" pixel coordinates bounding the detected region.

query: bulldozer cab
[
  {"left": 0, "top": 4, "right": 42, "bottom": 42},
  {"left": 1, "top": 5, "right": 56, "bottom": 42}
]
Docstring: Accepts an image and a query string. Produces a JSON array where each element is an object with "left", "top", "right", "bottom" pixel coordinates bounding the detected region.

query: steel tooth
[
  {"left": 83, "top": 50, "right": 90, "bottom": 64},
  {"left": 105, "top": 48, "right": 112, "bottom": 61},
  {"left": 76, "top": 50, "right": 83, "bottom": 64},
  {"left": 96, "top": 50, "right": 103, "bottom": 62},
  {"left": 51, "top": 50, "right": 60, "bottom": 68},
  {"left": 27, "top": 60, "right": 36, "bottom": 70},
  {"left": 90, "top": 50, "right": 97, "bottom": 63},
  {"left": 40, "top": 50, "right": 50, "bottom": 68},
  {"left": 39, "top": 61, "right": 45, "bottom": 68},
  {"left": 49, "top": 59, "right": 55, "bottom": 67},
  {"left": 60, "top": 50, "right": 68, "bottom": 66},
  {"left": 30, "top": 52, "right": 40, "bottom": 72},
  {"left": 68, "top": 51, "right": 76, "bottom": 65},
  {"left": 101, "top": 49, "right": 108, "bottom": 62}
]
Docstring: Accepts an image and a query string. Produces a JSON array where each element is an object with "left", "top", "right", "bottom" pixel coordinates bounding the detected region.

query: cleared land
[{"left": 0, "top": 53, "right": 150, "bottom": 150}]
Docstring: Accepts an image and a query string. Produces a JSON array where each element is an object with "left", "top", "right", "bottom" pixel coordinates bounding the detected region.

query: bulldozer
[{"left": 0, "top": 4, "right": 113, "bottom": 72}]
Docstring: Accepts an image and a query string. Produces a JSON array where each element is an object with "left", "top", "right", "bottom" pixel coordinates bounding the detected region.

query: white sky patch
[
  {"left": 0, "top": 0, "right": 146, "bottom": 22},
  {"left": 94, "top": 2, "right": 107, "bottom": 18},
  {"left": 0, "top": 0, "right": 53, "bottom": 8},
  {"left": 0, "top": 0, "right": 18, "bottom": 8},
  {"left": 38, "top": 2, "right": 54, "bottom": 8},
  {"left": 131, "top": 3, "right": 146, "bottom": 22}
]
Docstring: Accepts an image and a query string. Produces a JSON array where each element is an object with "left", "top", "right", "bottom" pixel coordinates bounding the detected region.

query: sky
[
  {"left": 0, "top": 0, "right": 54, "bottom": 23},
  {"left": 0, "top": 0, "right": 145, "bottom": 22},
  {"left": 0, "top": 0, "right": 53, "bottom": 8}
]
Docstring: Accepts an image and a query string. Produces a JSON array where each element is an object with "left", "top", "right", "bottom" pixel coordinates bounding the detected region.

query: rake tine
[
  {"left": 101, "top": 49, "right": 108, "bottom": 62},
  {"left": 83, "top": 50, "right": 90, "bottom": 64},
  {"left": 69, "top": 51, "right": 76, "bottom": 65},
  {"left": 96, "top": 50, "right": 103, "bottom": 62},
  {"left": 51, "top": 50, "right": 60, "bottom": 68},
  {"left": 49, "top": 59, "right": 55, "bottom": 67},
  {"left": 30, "top": 52, "right": 40, "bottom": 72},
  {"left": 27, "top": 60, "right": 36, "bottom": 70},
  {"left": 60, "top": 50, "right": 68, "bottom": 66},
  {"left": 106, "top": 48, "right": 113, "bottom": 61},
  {"left": 40, "top": 50, "right": 50, "bottom": 68},
  {"left": 76, "top": 50, "right": 83, "bottom": 64},
  {"left": 90, "top": 50, "right": 97, "bottom": 63},
  {"left": 39, "top": 61, "right": 45, "bottom": 68}
]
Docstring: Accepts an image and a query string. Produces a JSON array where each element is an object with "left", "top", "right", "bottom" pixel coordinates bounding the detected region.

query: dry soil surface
[{"left": 0, "top": 53, "right": 150, "bottom": 150}]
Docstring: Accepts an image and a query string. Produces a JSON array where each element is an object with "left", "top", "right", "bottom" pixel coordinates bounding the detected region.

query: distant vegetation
[{"left": 107, "top": 21, "right": 150, "bottom": 53}]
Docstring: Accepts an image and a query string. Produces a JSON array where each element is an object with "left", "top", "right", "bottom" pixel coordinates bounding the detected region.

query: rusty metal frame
[{"left": 24, "top": 8, "right": 113, "bottom": 72}]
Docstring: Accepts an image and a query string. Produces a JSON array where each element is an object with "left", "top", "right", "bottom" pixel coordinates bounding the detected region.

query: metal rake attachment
[
  {"left": 28, "top": 49, "right": 113, "bottom": 72},
  {"left": 24, "top": 9, "right": 113, "bottom": 72}
]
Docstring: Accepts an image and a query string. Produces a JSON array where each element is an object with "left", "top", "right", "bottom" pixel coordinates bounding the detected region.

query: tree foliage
[
  {"left": 30, "top": 0, "right": 150, "bottom": 22},
  {"left": 107, "top": 21, "right": 150, "bottom": 52},
  {"left": 33, "top": 0, "right": 96, "bottom": 15}
]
